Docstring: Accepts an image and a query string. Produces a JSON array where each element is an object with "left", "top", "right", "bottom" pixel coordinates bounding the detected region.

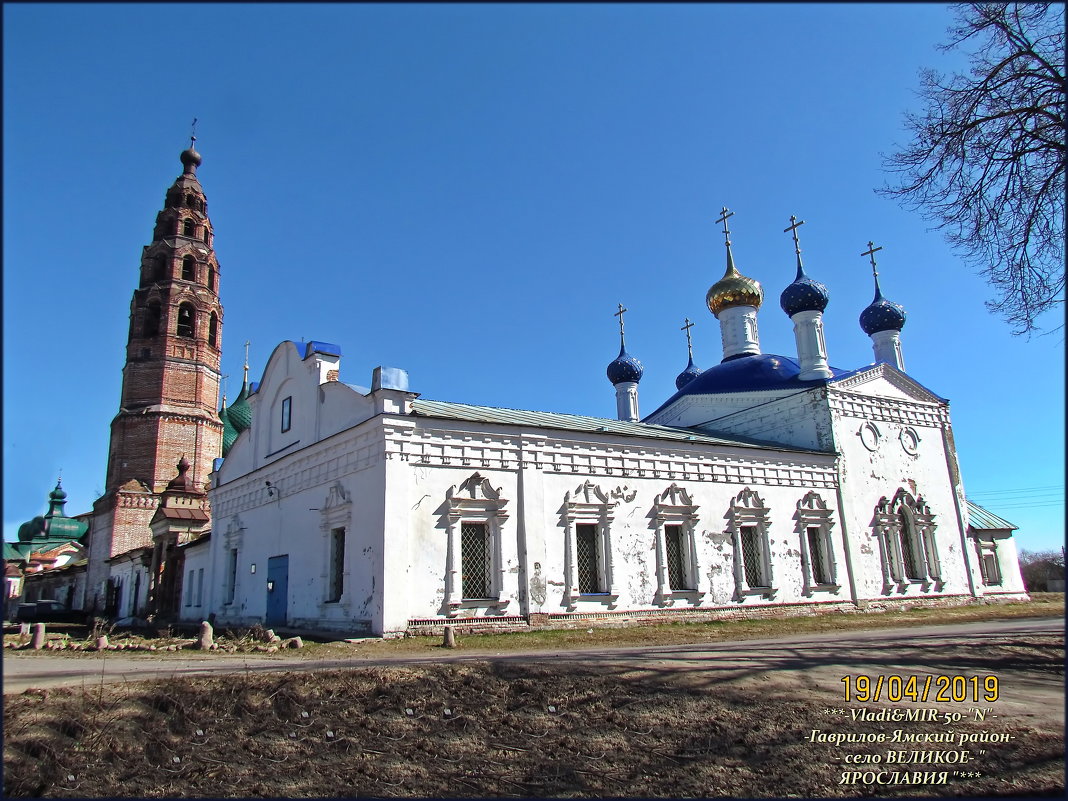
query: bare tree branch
[{"left": 879, "top": 3, "right": 1065, "bottom": 335}]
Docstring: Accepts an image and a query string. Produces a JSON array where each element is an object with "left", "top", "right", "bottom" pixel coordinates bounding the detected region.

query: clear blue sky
[{"left": 4, "top": 4, "right": 1063, "bottom": 553}]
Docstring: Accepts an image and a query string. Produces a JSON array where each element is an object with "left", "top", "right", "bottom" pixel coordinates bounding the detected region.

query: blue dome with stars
[
  {"left": 607, "top": 345, "right": 644, "bottom": 385},
  {"left": 675, "top": 355, "right": 701, "bottom": 390},
  {"left": 780, "top": 264, "right": 829, "bottom": 316},
  {"left": 859, "top": 278, "right": 906, "bottom": 334}
]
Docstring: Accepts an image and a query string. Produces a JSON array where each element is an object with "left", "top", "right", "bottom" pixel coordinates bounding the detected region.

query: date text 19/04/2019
[{"left": 841, "top": 675, "right": 999, "bottom": 703}]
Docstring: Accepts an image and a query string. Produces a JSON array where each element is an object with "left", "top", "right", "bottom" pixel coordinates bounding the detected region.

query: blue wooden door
[{"left": 266, "top": 555, "right": 289, "bottom": 627}]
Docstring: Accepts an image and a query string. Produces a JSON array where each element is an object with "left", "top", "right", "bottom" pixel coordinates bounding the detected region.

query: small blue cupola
[
  {"left": 780, "top": 216, "right": 833, "bottom": 380},
  {"left": 858, "top": 241, "right": 907, "bottom": 371},
  {"left": 606, "top": 303, "right": 642, "bottom": 422},
  {"left": 675, "top": 317, "right": 702, "bottom": 390}
]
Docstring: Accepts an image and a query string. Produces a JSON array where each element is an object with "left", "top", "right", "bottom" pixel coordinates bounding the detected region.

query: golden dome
[{"left": 706, "top": 258, "right": 763, "bottom": 318}]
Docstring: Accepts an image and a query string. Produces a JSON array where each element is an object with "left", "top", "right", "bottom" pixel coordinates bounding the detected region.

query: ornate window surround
[
  {"left": 794, "top": 491, "right": 840, "bottom": 596},
  {"left": 562, "top": 480, "right": 618, "bottom": 609},
  {"left": 728, "top": 488, "right": 776, "bottom": 601},
  {"left": 319, "top": 481, "right": 352, "bottom": 608},
  {"left": 872, "top": 488, "right": 941, "bottom": 593},
  {"left": 651, "top": 483, "right": 702, "bottom": 603},
  {"left": 973, "top": 535, "right": 1003, "bottom": 587},
  {"left": 443, "top": 473, "right": 510, "bottom": 613}
]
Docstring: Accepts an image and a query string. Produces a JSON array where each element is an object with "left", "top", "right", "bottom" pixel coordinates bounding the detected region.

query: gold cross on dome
[
  {"left": 784, "top": 215, "right": 805, "bottom": 256},
  {"left": 614, "top": 303, "right": 628, "bottom": 339},
  {"left": 861, "top": 241, "right": 883, "bottom": 276},
  {"left": 715, "top": 206, "right": 735, "bottom": 245}
]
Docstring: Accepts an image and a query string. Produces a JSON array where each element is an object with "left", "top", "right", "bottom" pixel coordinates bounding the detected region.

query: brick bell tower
[{"left": 86, "top": 135, "right": 224, "bottom": 613}]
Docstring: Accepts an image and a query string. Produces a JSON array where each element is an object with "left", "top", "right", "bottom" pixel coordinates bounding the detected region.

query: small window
[
  {"left": 143, "top": 301, "right": 162, "bottom": 337},
  {"left": 225, "top": 548, "right": 238, "bottom": 604},
  {"left": 176, "top": 303, "right": 195, "bottom": 338},
  {"left": 740, "top": 525, "right": 768, "bottom": 588},
  {"left": 665, "top": 525, "right": 693, "bottom": 591},
  {"left": 208, "top": 313, "right": 218, "bottom": 348},
  {"left": 185, "top": 570, "right": 194, "bottom": 607},
  {"left": 203, "top": 228, "right": 210, "bottom": 244},
  {"left": 183, "top": 219, "right": 195, "bottom": 237},
  {"left": 980, "top": 553, "right": 1002, "bottom": 586},
  {"left": 207, "top": 264, "right": 216, "bottom": 292},
  {"left": 460, "top": 522, "right": 491, "bottom": 599},
  {"left": 197, "top": 568, "right": 205, "bottom": 606},
  {"left": 576, "top": 523, "right": 603, "bottom": 594},
  {"left": 154, "top": 256, "right": 167, "bottom": 282},
  {"left": 327, "top": 528, "right": 346, "bottom": 602},
  {"left": 280, "top": 396, "right": 292, "bottom": 432},
  {"left": 185, "top": 193, "right": 195, "bottom": 207},
  {"left": 182, "top": 255, "right": 196, "bottom": 281},
  {"left": 807, "top": 526, "right": 832, "bottom": 585},
  {"left": 899, "top": 519, "right": 924, "bottom": 580}
]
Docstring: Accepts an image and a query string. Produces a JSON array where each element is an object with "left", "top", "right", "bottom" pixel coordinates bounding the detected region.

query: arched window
[
  {"left": 182, "top": 219, "right": 195, "bottom": 237},
  {"left": 202, "top": 227, "right": 210, "bottom": 244},
  {"left": 207, "top": 264, "right": 216, "bottom": 292},
  {"left": 872, "top": 489, "right": 940, "bottom": 590},
  {"left": 144, "top": 302, "right": 162, "bottom": 337},
  {"left": 155, "top": 256, "right": 167, "bottom": 281},
  {"left": 181, "top": 255, "right": 196, "bottom": 282},
  {"left": 176, "top": 303, "right": 195, "bottom": 338},
  {"left": 208, "top": 312, "right": 218, "bottom": 348},
  {"left": 185, "top": 194, "right": 195, "bottom": 207}
]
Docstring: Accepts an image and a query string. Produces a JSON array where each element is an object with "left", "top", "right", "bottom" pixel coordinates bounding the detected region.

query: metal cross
[
  {"left": 861, "top": 241, "right": 883, "bottom": 276},
  {"left": 784, "top": 215, "right": 806, "bottom": 257},
  {"left": 220, "top": 373, "right": 230, "bottom": 404},
  {"left": 190, "top": 117, "right": 198, "bottom": 148},
  {"left": 614, "top": 303, "right": 628, "bottom": 340},
  {"left": 681, "top": 317, "right": 695, "bottom": 356},
  {"left": 714, "top": 206, "right": 735, "bottom": 245}
]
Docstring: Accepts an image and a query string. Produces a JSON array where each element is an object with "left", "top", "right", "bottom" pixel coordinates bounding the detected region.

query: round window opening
[
  {"left": 900, "top": 427, "right": 920, "bottom": 455},
  {"left": 859, "top": 422, "right": 880, "bottom": 452}
]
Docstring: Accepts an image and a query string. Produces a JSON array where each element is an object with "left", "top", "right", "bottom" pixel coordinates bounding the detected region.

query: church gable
[{"left": 831, "top": 364, "right": 946, "bottom": 405}]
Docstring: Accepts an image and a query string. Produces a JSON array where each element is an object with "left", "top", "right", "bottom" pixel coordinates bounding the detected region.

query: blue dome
[
  {"left": 860, "top": 280, "right": 906, "bottom": 334},
  {"left": 607, "top": 345, "right": 644, "bottom": 384},
  {"left": 675, "top": 355, "right": 702, "bottom": 390},
  {"left": 780, "top": 264, "right": 829, "bottom": 316}
]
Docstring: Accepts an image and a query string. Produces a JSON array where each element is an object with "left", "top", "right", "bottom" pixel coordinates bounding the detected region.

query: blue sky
[{"left": 4, "top": 3, "right": 1063, "bottom": 552}]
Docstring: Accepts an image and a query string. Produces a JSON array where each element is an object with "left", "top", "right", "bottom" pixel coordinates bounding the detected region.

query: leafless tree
[
  {"left": 880, "top": 3, "right": 1065, "bottom": 334},
  {"left": 1017, "top": 548, "right": 1065, "bottom": 592}
]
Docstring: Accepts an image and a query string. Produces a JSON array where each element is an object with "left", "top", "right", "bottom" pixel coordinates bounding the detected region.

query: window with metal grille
[
  {"left": 576, "top": 523, "right": 602, "bottom": 593},
  {"left": 328, "top": 527, "right": 346, "bottom": 602},
  {"left": 807, "top": 526, "right": 831, "bottom": 585},
  {"left": 461, "top": 522, "right": 491, "bottom": 599},
  {"left": 740, "top": 525, "right": 766, "bottom": 587},
  {"left": 899, "top": 520, "right": 923, "bottom": 579},
  {"left": 665, "top": 525, "right": 689, "bottom": 590},
  {"left": 225, "top": 548, "right": 238, "bottom": 604},
  {"left": 981, "top": 553, "right": 1002, "bottom": 586}
]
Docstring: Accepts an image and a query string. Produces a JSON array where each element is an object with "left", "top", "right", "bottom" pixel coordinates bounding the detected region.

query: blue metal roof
[
  {"left": 296, "top": 340, "right": 342, "bottom": 360},
  {"left": 966, "top": 500, "right": 1018, "bottom": 531},
  {"left": 410, "top": 399, "right": 822, "bottom": 453},
  {"left": 646, "top": 353, "right": 948, "bottom": 420}
]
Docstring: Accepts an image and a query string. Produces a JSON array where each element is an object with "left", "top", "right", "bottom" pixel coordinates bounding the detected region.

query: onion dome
[
  {"left": 227, "top": 380, "right": 252, "bottom": 433},
  {"left": 220, "top": 397, "right": 238, "bottom": 456},
  {"left": 675, "top": 354, "right": 702, "bottom": 390},
  {"left": 780, "top": 262, "right": 829, "bottom": 316},
  {"left": 47, "top": 479, "right": 68, "bottom": 507},
  {"left": 859, "top": 273, "right": 906, "bottom": 334},
  {"left": 607, "top": 343, "right": 644, "bottom": 385},
  {"left": 165, "top": 457, "right": 196, "bottom": 492},
  {"left": 180, "top": 144, "right": 202, "bottom": 174},
  {"left": 18, "top": 479, "right": 88, "bottom": 543},
  {"left": 706, "top": 249, "right": 763, "bottom": 318}
]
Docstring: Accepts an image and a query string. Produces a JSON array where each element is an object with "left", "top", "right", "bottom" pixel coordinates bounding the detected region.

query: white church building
[{"left": 183, "top": 213, "right": 1026, "bottom": 636}]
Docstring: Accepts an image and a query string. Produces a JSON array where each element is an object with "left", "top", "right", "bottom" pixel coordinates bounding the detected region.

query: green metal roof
[
  {"left": 409, "top": 399, "right": 821, "bottom": 453},
  {"left": 966, "top": 500, "right": 1017, "bottom": 532}
]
